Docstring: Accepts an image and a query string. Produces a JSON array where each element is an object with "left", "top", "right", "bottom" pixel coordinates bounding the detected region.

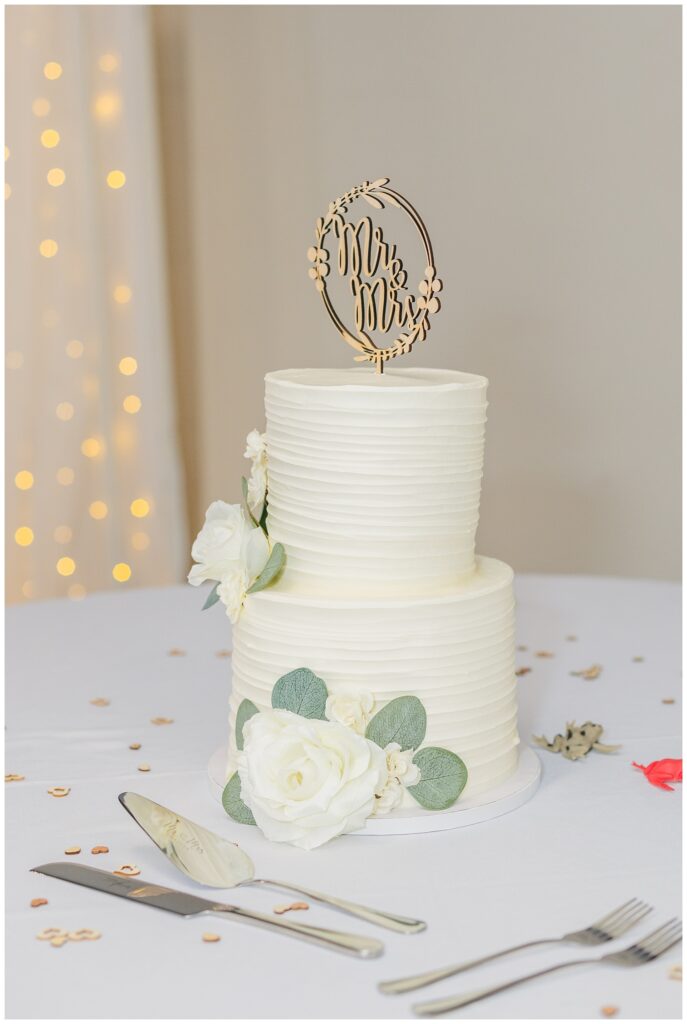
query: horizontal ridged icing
[
  {"left": 229, "top": 556, "right": 519, "bottom": 800},
  {"left": 264, "top": 367, "right": 488, "bottom": 597}
]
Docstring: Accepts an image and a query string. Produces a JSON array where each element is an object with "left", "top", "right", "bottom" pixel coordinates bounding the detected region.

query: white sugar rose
[
  {"left": 325, "top": 689, "right": 375, "bottom": 735},
  {"left": 188, "top": 501, "right": 269, "bottom": 588},
  {"left": 244, "top": 429, "right": 267, "bottom": 463},
  {"left": 217, "top": 568, "right": 250, "bottom": 624},
  {"left": 237, "top": 709, "right": 387, "bottom": 850},
  {"left": 374, "top": 742, "right": 421, "bottom": 816}
]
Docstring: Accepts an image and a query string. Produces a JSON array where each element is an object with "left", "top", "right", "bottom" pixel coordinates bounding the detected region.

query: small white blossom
[
  {"left": 325, "top": 689, "right": 375, "bottom": 735},
  {"left": 374, "top": 742, "right": 421, "bottom": 815},
  {"left": 217, "top": 568, "right": 250, "bottom": 624},
  {"left": 243, "top": 429, "right": 268, "bottom": 516},
  {"left": 244, "top": 429, "right": 267, "bottom": 463}
]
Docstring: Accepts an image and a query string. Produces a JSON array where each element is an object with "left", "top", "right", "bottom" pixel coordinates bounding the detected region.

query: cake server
[
  {"left": 118, "top": 791, "right": 426, "bottom": 934},
  {"left": 32, "top": 861, "right": 383, "bottom": 958}
]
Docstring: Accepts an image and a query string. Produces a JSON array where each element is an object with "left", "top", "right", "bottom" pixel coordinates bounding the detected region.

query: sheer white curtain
[{"left": 6, "top": 5, "right": 187, "bottom": 603}]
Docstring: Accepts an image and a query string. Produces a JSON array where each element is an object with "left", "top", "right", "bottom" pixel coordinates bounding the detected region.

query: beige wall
[{"left": 154, "top": 5, "right": 681, "bottom": 580}]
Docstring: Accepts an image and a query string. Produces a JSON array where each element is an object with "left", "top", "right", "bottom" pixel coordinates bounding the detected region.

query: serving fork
[
  {"left": 380, "top": 898, "right": 651, "bottom": 994},
  {"left": 413, "top": 918, "right": 682, "bottom": 1016}
]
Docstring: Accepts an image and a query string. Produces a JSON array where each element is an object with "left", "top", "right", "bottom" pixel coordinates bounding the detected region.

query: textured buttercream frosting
[{"left": 264, "top": 367, "right": 488, "bottom": 597}]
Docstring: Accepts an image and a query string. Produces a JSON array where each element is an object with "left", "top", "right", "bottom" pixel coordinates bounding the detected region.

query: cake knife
[
  {"left": 32, "top": 861, "right": 383, "bottom": 958},
  {"left": 118, "top": 791, "right": 426, "bottom": 934}
]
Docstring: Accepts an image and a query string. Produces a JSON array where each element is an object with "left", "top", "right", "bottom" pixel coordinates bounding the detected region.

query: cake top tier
[{"left": 264, "top": 366, "right": 489, "bottom": 598}]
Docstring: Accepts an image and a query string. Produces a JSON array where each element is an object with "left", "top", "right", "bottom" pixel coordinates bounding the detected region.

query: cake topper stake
[{"left": 307, "top": 178, "right": 442, "bottom": 373}]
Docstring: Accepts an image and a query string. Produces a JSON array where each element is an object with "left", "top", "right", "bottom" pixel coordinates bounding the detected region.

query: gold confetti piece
[
  {"left": 30, "top": 898, "right": 48, "bottom": 908},
  {"left": 64, "top": 846, "right": 81, "bottom": 855},
  {"left": 535, "top": 651, "right": 554, "bottom": 658},
  {"left": 215, "top": 649, "right": 232, "bottom": 659},
  {"left": 150, "top": 716, "right": 174, "bottom": 725},
  {"left": 632, "top": 656, "right": 644, "bottom": 662},
  {"left": 47, "top": 786, "right": 70, "bottom": 797},
  {"left": 662, "top": 698, "right": 676, "bottom": 705},
  {"left": 202, "top": 932, "right": 221, "bottom": 942},
  {"left": 67, "top": 929, "right": 101, "bottom": 941},
  {"left": 50, "top": 935, "right": 70, "bottom": 947},
  {"left": 167, "top": 648, "right": 186, "bottom": 657},
  {"left": 113, "top": 864, "right": 140, "bottom": 877},
  {"left": 668, "top": 964, "right": 682, "bottom": 981},
  {"left": 570, "top": 664, "right": 603, "bottom": 680},
  {"left": 137, "top": 763, "right": 151, "bottom": 772},
  {"left": 37, "top": 927, "right": 67, "bottom": 941},
  {"left": 600, "top": 1006, "right": 618, "bottom": 1018},
  {"left": 91, "top": 845, "right": 109, "bottom": 854},
  {"left": 515, "top": 667, "right": 532, "bottom": 677},
  {"left": 90, "top": 697, "right": 110, "bottom": 707},
  {"left": 273, "top": 901, "right": 310, "bottom": 915},
  {"left": 129, "top": 742, "right": 141, "bottom": 750},
  {"left": 566, "top": 635, "right": 578, "bottom": 641},
  {"left": 5, "top": 773, "right": 24, "bottom": 782}
]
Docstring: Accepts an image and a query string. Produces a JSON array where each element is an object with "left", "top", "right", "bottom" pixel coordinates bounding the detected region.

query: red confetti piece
[{"left": 632, "top": 758, "right": 682, "bottom": 791}]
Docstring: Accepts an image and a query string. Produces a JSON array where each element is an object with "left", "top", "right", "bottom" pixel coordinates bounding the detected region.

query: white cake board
[{"left": 208, "top": 745, "right": 541, "bottom": 836}]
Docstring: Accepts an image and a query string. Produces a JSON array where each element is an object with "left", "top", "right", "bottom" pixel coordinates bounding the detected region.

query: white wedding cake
[{"left": 227, "top": 366, "right": 519, "bottom": 802}]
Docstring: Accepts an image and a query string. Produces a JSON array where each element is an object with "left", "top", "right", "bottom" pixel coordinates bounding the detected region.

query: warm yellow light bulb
[
  {"left": 56, "top": 556, "right": 76, "bottom": 577},
  {"left": 40, "top": 129, "right": 60, "bottom": 149},
  {"left": 15, "top": 470, "right": 34, "bottom": 490},
  {"left": 132, "top": 531, "right": 150, "bottom": 551},
  {"left": 56, "top": 401, "right": 74, "bottom": 421},
  {"left": 99, "top": 53, "right": 120, "bottom": 72},
  {"left": 118, "top": 356, "right": 137, "bottom": 375},
  {"left": 68, "top": 583, "right": 87, "bottom": 601},
  {"left": 130, "top": 498, "right": 150, "bottom": 518},
  {"left": 40, "top": 239, "right": 59, "bottom": 258},
  {"left": 56, "top": 466, "right": 74, "bottom": 485},
  {"left": 43, "top": 62, "right": 63, "bottom": 80},
  {"left": 5, "top": 183, "right": 11, "bottom": 200},
  {"left": 22, "top": 581, "right": 34, "bottom": 599},
  {"left": 32, "top": 97, "right": 51, "bottom": 117},
  {"left": 106, "top": 169, "right": 126, "bottom": 189},
  {"left": 5, "top": 145, "right": 9, "bottom": 161},
  {"left": 112, "top": 562, "right": 132, "bottom": 582},
  {"left": 53, "top": 525, "right": 72, "bottom": 544},
  {"left": 15, "top": 526, "right": 34, "bottom": 547},
  {"left": 80, "top": 437, "right": 102, "bottom": 458},
  {"left": 122, "top": 394, "right": 141, "bottom": 414},
  {"left": 113, "top": 285, "right": 132, "bottom": 305},
  {"left": 47, "top": 167, "right": 66, "bottom": 187},
  {"left": 66, "top": 339, "right": 83, "bottom": 358},
  {"left": 92, "top": 91, "right": 121, "bottom": 121},
  {"left": 89, "top": 500, "right": 108, "bottom": 520}
]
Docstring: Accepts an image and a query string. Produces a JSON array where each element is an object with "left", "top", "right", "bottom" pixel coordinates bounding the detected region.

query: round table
[{"left": 6, "top": 574, "right": 681, "bottom": 1019}]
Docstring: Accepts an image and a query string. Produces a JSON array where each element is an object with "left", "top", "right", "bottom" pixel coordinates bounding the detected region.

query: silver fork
[
  {"left": 413, "top": 918, "right": 681, "bottom": 1016},
  {"left": 379, "top": 898, "right": 652, "bottom": 995}
]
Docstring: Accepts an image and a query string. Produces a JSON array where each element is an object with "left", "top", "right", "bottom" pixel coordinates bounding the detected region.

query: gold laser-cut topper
[{"left": 307, "top": 178, "right": 442, "bottom": 373}]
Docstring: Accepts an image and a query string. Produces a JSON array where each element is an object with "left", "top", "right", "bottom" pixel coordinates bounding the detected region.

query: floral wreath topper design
[{"left": 308, "top": 178, "right": 443, "bottom": 373}]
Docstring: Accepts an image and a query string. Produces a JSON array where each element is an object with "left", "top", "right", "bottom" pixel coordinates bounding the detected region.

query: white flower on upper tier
[
  {"left": 375, "top": 742, "right": 421, "bottom": 814},
  {"left": 244, "top": 428, "right": 268, "bottom": 516}
]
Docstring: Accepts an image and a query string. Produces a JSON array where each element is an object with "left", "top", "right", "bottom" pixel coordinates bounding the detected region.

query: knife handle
[
  {"left": 253, "top": 878, "right": 426, "bottom": 934},
  {"left": 211, "top": 905, "right": 384, "bottom": 958}
]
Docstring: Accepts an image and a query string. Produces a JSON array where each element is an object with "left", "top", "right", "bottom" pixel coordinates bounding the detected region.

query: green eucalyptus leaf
[
  {"left": 241, "top": 476, "right": 259, "bottom": 528},
  {"left": 407, "top": 747, "right": 468, "bottom": 810},
  {"left": 202, "top": 582, "right": 220, "bottom": 610},
  {"left": 259, "top": 495, "right": 269, "bottom": 533},
  {"left": 365, "top": 696, "right": 427, "bottom": 751},
  {"left": 271, "top": 667, "right": 328, "bottom": 719},
  {"left": 235, "top": 699, "right": 259, "bottom": 751},
  {"left": 246, "top": 542, "right": 285, "bottom": 594},
  {"left": 221, "top": 772, "right": 256, "bottom": 825}
]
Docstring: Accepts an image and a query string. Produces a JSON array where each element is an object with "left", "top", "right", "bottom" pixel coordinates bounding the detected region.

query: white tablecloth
[{"left": 6, "top": 575, "right": 682, "bottom": 1020}]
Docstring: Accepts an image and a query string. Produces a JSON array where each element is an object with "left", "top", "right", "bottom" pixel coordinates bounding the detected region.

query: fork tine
[
  {"left": 609, "top": 902, "right": 652, "bottom": 936},
  {"left": 644, "top": 922, "right": 682, "bottom": 954},
  {"left": 594, "top": 898, "right": 639, "bottom": 930},
  {"left": 635, "top": 918, "right": 679, "bottom": 947}
]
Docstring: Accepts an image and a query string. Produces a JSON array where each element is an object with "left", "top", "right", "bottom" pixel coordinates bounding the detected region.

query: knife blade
[{"left": 31, "top": 862, "right": 383, "bottom": 958}]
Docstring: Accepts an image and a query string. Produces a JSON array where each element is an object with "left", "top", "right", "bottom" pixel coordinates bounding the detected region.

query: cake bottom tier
[{"left": 228, "top": 555, "right": 519, "bottom": 802}]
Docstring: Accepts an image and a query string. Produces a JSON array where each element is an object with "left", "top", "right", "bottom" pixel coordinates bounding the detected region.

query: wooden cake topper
[{"left": 307, "top": 178, "right": 442, "bottom": 373}]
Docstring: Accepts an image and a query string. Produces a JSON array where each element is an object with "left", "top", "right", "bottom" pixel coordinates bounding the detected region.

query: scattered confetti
[
  {"left": 600, "top": 1007, "right": 618, "bottom": 1018},
  {"left": 137, "top": 763, "right": 151, "bottom": 773},
  {"left": 632, "top": 758, "right": 682, "bottom": 791},
  {"left": 516, "top": 644, "right": 528, "bottom": 652},
  {"left": 37, "top": 928, "right": 67, "bottom": 941},
  {"left": 150, "top": 717, "right": 174, "bottom": 725},
  {"left": 91, "top": 845, "right": 109, "bottom": 855},
  {"left": 662, "top": 699, "right": 676, "bottom": 705},
  {"left": 632, "top": 656, "right": 644, "bottom": 663},
  {"left": 535, "top": 651, "right": 554, "bottom": 658},
  {"left": 515, "top": 667, "right": 532, "bottom": 677},
  {"left": 570, "top": 664, "right": 602, "bottom": 680},
  {"left": 50, "top": 935, "right": 70, "bottom": 947},
  {"left": 215, "top": 649, "right": 232, "bottom": 659},
  {"left": 67, "top": 929, "right": 101, "bottom": 941},
  {"left": 64, "top": 846, "right": 81, "bottom": 855},
  {"left": 168, "top": 648, "right": 186, "bottom": 657},
  {"left": 129, "top": 742, "right": 141, "bottom": 750},
  {"left": 90, "top": 697, "right": 110, "bottom": 707},
  {"left": 5, "top": 773, "right": 24, "bottom": 782},
  {"left": 668, "top": 965, "right": 682, "bottom": 981},
  {"left": 113, "top": 864, "right": 140, "bottom": 877},
  {"left": 202, "top": 932, "right": 221, "bottom": 942},
  {"left": 273, "top": 901, "right": 309, "bottom": 915},
  {"left": 30, "top": 898, "right": 48, "bottom": 908},
  {"left": 48, "top": 786, "right": 70, "bottom": 797},
  {"left": 565, "top": 635, "right": 578, "bottom": 642}
]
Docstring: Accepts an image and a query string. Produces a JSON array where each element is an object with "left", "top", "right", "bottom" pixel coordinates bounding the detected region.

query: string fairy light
[
  {"left": 112, "top": 562, "right": 132, "bottom": 582},
  {"left": 56, "top": 556, "right": 76, "bottom": 577},
  {"left": 56, "top": 466, "right": 74, "bottom": 486},
  {"left": 122, "top": 394, "right": 141, "bottom": 414},
  {"left": 40, "top": 128, "right": 60, "bottom": 148},
  {"left": 15, "top": 470, "right": 34, "bottom": 490},
  {"left": 47, "top": 167, "right": 65, "bottom": 187},
  {"left": 39, "top": 238, "right": 58, "bottom": 258},
  {"left": 88, "top": 500, "right": 108, "bottom": 520},
  {"left": 15, "top": 527, "right": 34, "bottom": 547},
  {"left": 98, "top": 53, "right": 120, "bottom": 73},
  {"left": 65, "top": 339, "right": 83, "bottom": 358},
  {"left": 118, "top": 355, "right": 137, "bottom": 375},
  {"left": 32, "top": 97, "right": 51, "bottom": 117},
  {"left": 106, "top": 169, "right": 126, "bottom": 189},
  {"left": 43, "top": 61, "right": 63, "bottom": 80},
  {"left": 55, "top": 401, "right": 74, "bottom": 421},
  {"left": 80, "top": 437, "right": 103, "bottom": 458},
  {"left": 113, "top": 285, "right": 132, "bottom": 304},
  {"left": 130, "top": 498, "right": 150, "bottom": 518}
]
